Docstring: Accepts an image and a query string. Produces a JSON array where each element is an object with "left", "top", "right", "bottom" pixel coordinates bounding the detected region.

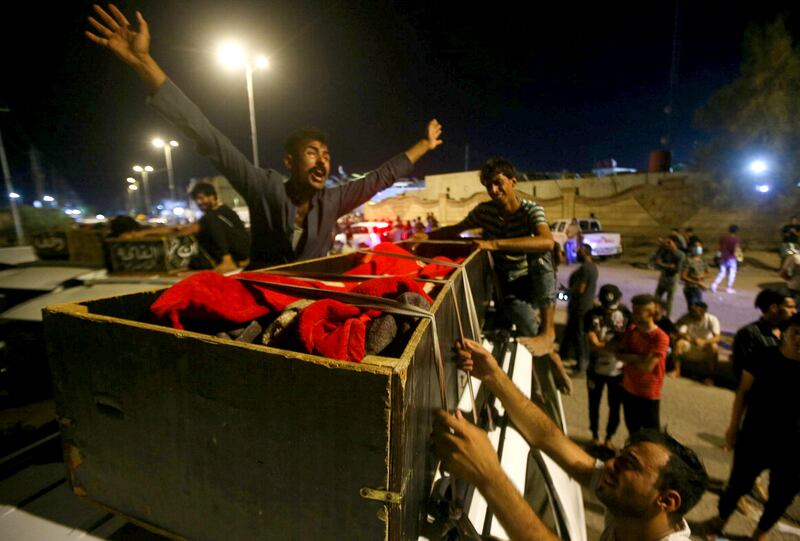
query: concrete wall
[{"left": 366, "top": 171, "right": 792, "bottom": 250}]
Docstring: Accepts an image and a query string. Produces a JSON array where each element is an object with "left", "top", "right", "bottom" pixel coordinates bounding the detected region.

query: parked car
[
  {"left": 550, "top": 218, "right": 622, "bottom": 259},
  {"left": 333, "top": 221, "right": 392, "bottom": 249}
]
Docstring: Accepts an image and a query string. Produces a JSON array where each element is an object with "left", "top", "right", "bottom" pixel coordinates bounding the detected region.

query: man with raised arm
[
  {"left": 432, "top": 338, "right": 708, "bottom": 541},
  {"left": 86, "top": 4, "right": 443, "bottom": 269}
]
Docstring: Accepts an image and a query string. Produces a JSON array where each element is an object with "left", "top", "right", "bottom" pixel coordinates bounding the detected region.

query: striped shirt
[{"left": 459, "top": 198, "right": 548, "bottom": 282}]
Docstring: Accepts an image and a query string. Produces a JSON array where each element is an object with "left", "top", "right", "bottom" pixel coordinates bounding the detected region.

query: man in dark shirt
[
  {"left": 700, "top": 313, "right": 800, "bottom": 541},
  {"left": 561, "top": 244, "right": 598, "bottom": 375},
  {"left": 87, "top": 5, "right": 442, "bottom": 269},
  {"left": 653, "top": 237, "right": 686, "bottom": 318},
  {"left": 584, "top": 284, "right": 630, "bottom": 447},
  {"left": 731, "top": 289, "right": 797, "bottom": 383},
  {"left": 187, "top": 182, "right": 250, "bottom": 272}
]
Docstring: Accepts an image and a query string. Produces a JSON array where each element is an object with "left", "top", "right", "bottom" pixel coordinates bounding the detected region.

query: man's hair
[
  {"left": 580, "top": 243, "right": 592, "bottom": 255},
  {"left": 631, "top": 294, "right": 658, "bottom": 307},
  {"left": 628, "top": 429, "right": 708, "bottom": 518},
  {"left": 754, "top": 289, "right": 786, "bottom": 313},
  {"left": 284, "top": 128, "right": 329, "bottom": 157},
  {"left": 108, "top": 215, "right": 141, "bottom": 238},
  {"left": 190, "top": 182, "right": 217, "bottom": 199},
  {"left": 691, "top": 301, "right": 708, "bottom": 311},
  {"left": 479, "top": 158, "right": 517, "bottom": 185},
  {"left": 685, "top": 227, "right": 694, "bottom": 233},
  {"left": 729, "top": 225, "right": 739, "bottom": 233}
]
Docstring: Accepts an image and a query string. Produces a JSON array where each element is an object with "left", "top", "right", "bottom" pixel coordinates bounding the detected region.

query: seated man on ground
[
  {"left": 432, "top": 338, "right": 708, "bottom": 541},
  {"left": 673, "top": 302, "right": 720, "bottom": 379}
]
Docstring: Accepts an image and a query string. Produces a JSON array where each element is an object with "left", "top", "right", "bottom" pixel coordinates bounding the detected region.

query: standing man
[
  {"left": 565, "top": 218, "right": 581, "bottom": 265},
  {"left": 653, "top": 237, "right": 686, "bottom": 318},
  {"left": 700, "top": 314, "right": 800, "bottom": 541},
  {"left": 427, "top": 158, "right": 556, "bottom": 355},
  {"left": 615, "top": 294, "right": 670, "bottom": 434},
  {"left": 585, "top": 284, "right": 631, "bottom": 449},
  {"left": 732, "top": 289, "right": 797, "bottom": 383},
  {"left": 711, "top": 225, "right": 740, "bottom": 294},
  {"left": 779, "top": 247, "right": 800, "bottom": 304},
  {"left": 560, "top": 243, "right": 598, "bottom": 375},
  {"left": 187, "top": 182, "right": 250, "bottom": 272},
  {"left": 432, "top": 338, "right": 708, "bottom": 541},
  {"left": 86, "top": 5, "right": 442, "bottom": 269},
  {"left": 680, "top": 241, "right": 709, "bottom": 308}
]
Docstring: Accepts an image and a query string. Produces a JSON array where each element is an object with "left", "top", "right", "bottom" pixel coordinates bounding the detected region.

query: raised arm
[
  {"left": 404, "top": 119, "right": 443, "bottom": 164},
  {"left": 454, "top": 339, "right": 596, "bottom": 485},
  {"left": 86, "top": 4, "right": 264, "bottom": 203},
  {"left": 335, "top": 119, "right": 443, "bottom": 215},
  {"left": 85, "top": 4, "right": 166, "bottom": 93}
]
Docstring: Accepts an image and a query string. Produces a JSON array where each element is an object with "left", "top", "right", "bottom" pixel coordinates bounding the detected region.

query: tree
[{"left": 694, "top": 16, "right": 800, "bottom": 207}]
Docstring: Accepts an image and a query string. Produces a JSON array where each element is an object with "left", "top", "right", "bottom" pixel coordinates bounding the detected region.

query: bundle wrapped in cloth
[{"left": 149, "top": 244, "right": 461, "bottom": 362}]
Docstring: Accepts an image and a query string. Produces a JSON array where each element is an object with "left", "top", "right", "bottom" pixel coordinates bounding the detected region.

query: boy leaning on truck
[{"left": 427, "top": 158, "right": 557, "bottom": 355}]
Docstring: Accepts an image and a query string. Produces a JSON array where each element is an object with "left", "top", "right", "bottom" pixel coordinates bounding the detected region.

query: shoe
[
  {"left": 710, "top": 284, "right": 717, "bottom": 293},
  {"left": 726, "top": 287, "right": 736, "bottom": 294},
  {"left": 603, "top": 439, "right": 616, "bottom": 451}
]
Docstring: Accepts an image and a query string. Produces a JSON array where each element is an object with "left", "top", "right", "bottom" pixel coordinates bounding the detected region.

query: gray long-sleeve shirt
[{"left": 148, "top": 80, "right": 413, "bottom": 268}]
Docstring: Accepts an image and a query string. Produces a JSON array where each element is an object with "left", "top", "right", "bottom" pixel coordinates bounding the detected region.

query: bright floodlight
[
  {"left": 173, "top": 207, "right": 185, "bottom": 216},
  {"left": 43, "top": 195, "right": 55, "bottom": 202},
  {"left": 169, "top": 140, "right": 179, "bottom": 147},
  {"left": 144, "top": 166, "right": 154, "bottom": 172},
  {"left": 152, "top": 138, "right": 165, "bottom": 148},
  {"left": 218, "top": 41, "right": 245, "bottom": 69},
  {"left": 749, "top": 160, "right": 768, "bottom": 175},
  {"left": 129, "top": 184, "right": 139, "bottom": 191},
  {"left": 133, "top": 165, "right": 143, "bottom": 172},
  {"left": 255, "top": 55, "right": 270, "bottom": 69},
  {"left": 9, "top": 192, "right": 20, "bottom": 198},
  {"left": 126, "top": 177, "right": 137, "bottom": 184},
  {"left": 96, "top": 214, "right": 106, "bottom": 220},
  {"left": 756, "top": 184, "right": 770, "bottom": 193}
]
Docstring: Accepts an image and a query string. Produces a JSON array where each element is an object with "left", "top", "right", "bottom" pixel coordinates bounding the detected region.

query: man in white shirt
[
  {"left": 779, "top": 248, "right": 800, "bottom": 303},
  {"left": 673, "top": 301, "right": 721, "bottom": 379},
  {"left": 432, "top": 338, "right": 708, "bottom": 541}
]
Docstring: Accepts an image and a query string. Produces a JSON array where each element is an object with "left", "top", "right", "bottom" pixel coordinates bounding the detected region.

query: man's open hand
[
  {"left": 431, "top": 409, "right": 502, "bottom": 488},
  {"left": 426, "top": 119, "right": 443, "bottom": 150}
]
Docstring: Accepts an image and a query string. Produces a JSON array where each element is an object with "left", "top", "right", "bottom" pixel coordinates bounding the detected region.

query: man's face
[
  {"left": 483, "top": 173, "right": 517, "bottom": 206},
  {"left": 194, "top": 193, "right": 218, "bottom": 212},
  {"left": 632, "top": 302, "right": 655, "bottom": 326},
  {"left": 596, "top": 442, "right": 671, "bottom": 518},
  {"left": 779, "top": 298, "right": 798, "bottom": 321},
  {"left": 689, "top": 305, "right": 705, "bottom": 319},
  {"left": 664, "top": 239, "right": 677, "bottom": 252},
  {"left": 286, "top": 139, "right": 331, "bottom": 190}
]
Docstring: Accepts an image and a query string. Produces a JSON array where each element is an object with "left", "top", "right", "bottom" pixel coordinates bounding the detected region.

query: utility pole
[{"left": 0, "top": 125, "right": 25, "bottom": 244}]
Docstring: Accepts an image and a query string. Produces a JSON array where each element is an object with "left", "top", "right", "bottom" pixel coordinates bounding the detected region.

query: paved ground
[{"left": 554, "top": 249, "right": 800, "bottom": 541}]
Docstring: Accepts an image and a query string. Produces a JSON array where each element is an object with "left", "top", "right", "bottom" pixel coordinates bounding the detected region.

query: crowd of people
[{"left": 87, "top": 6, "right": 799, "bottom": 540}]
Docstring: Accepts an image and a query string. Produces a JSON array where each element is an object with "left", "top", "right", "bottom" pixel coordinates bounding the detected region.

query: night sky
[{"left": 1, "top": 1, "right": 797, "bottom": 213}]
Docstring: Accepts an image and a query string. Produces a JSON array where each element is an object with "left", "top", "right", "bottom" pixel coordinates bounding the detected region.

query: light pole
[
  {"left": 217, "top": 42, "right": 270, "bottom": 168},
  {"left": 152, "top": 138, "right": 179, "bottom": 200},
  {"left": 0, "top": 128, "right": 25, "bottom": 244},
  {"left": 127, "top": 181, "right": 139, "bottom": 215},
  {"left": 132, "top": 165, "right": 154, "bottom": 213}
]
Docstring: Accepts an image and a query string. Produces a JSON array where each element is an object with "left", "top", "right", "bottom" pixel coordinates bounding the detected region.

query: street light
[
  {"left": 749, "top": 159, "right": 768, "bottom": 175},
  {"left": 217, "top": 41, "right": 270, "bottom": 168},
  {"left": 152, "top": 137, "right": 179, "bottom": 200},
  {"left": 127, "top": 182, "right": 139, "bottom": 215},
  {"left": 132, "top": 165, "right": 154, "bottom": 213}
]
